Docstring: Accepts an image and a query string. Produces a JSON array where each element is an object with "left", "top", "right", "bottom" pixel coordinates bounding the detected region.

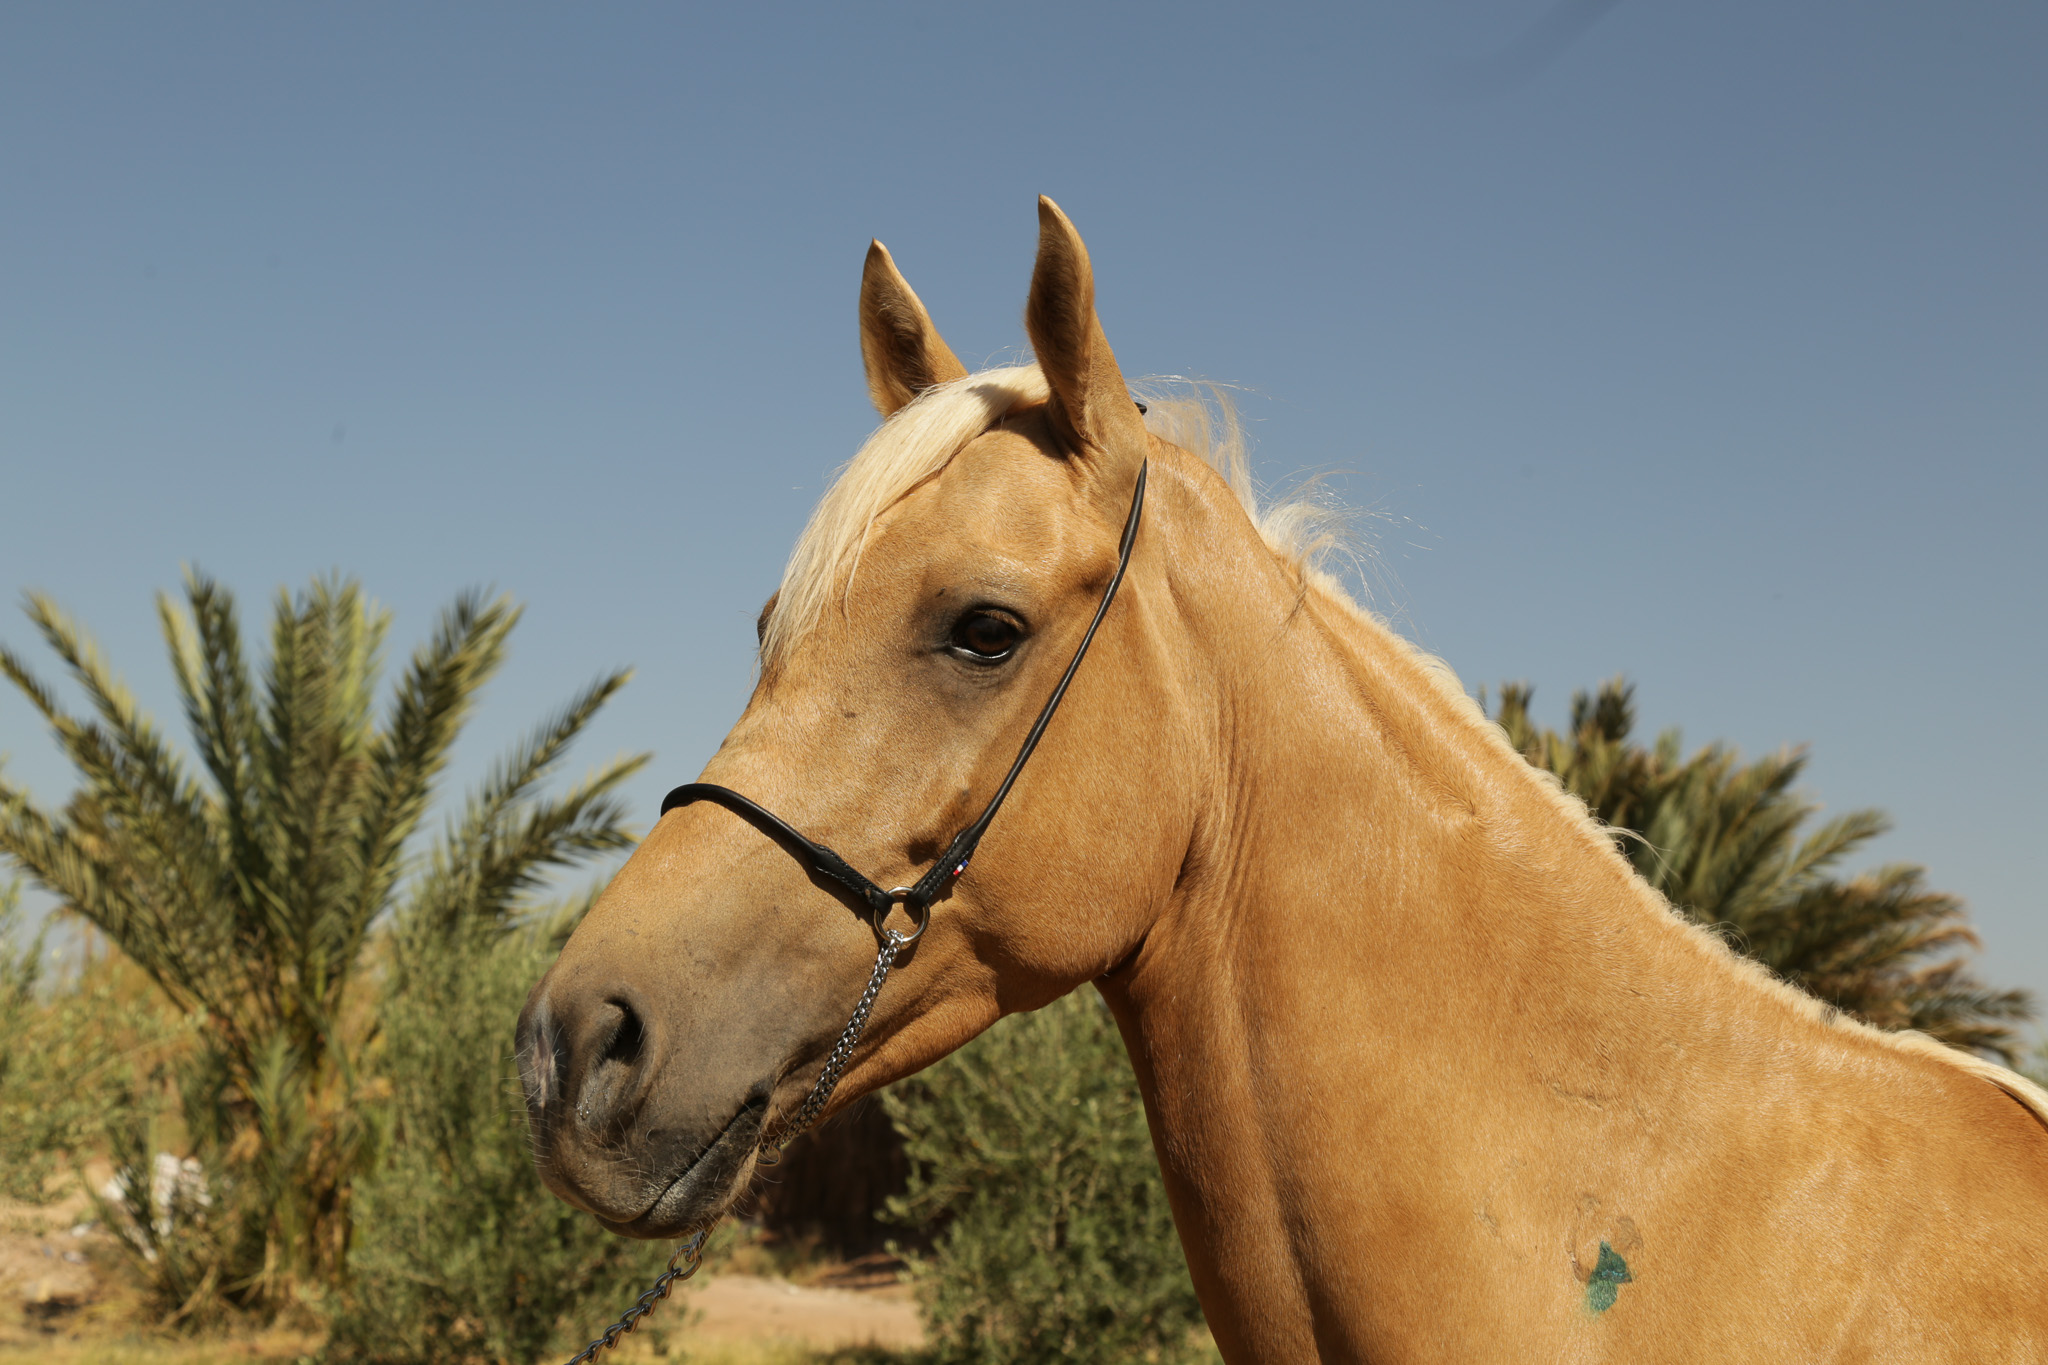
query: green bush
[
  {"left": 883, "top": 989, "right": 1215, "bottom": 1365},
  {"left": 325, "top": 913, "right": 673, "bottom": 1364},
  {"left": 0, "top": 877, "right": 69, "bottom": 1201},
  {"left": 93, "top": 1082, "right": 244, "bottom": 1327},
  {"left": 0, "top": 879, "right": 190, "bottom": 1206}
]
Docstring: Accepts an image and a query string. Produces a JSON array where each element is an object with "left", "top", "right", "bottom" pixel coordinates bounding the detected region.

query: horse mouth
[{"left": 604, "top": 1093, "right": 768, "bottom": 1239}]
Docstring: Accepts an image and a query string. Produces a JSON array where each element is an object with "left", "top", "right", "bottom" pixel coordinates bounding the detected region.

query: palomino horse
[{"left": 519, "top": 199, "right": 2048, "bottom": 1360}]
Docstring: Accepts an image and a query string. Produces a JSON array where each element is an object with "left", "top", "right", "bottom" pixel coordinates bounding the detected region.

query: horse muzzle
[{"left": 515, "top": 976, "right": 774, "bottom": 1238}]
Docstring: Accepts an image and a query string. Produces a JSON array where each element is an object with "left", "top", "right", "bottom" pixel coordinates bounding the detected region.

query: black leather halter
[{"left": 659, "top": 461, "right": 1148, "bottom": 948}]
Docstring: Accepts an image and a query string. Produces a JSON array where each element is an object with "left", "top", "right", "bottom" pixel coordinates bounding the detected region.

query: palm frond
[
  {"left": 0, "top": 623, "right": 240, "bottom": 1009},
  {"left": 400, "top": 669, "right": 647, "bottom": 947},
  {"left": 159, "top": 571, "right": 262, "bottom": 856},
  {"left": 346, "top": 592, "right": 517, "bottom": 941}
]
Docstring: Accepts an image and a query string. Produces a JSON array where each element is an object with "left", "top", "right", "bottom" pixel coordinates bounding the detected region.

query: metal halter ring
[{"left": 879, "top": 887, "right": 930, "bottom": 949}]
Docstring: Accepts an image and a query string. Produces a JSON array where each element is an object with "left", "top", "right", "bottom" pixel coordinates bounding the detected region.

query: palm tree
[
  {"left": 1489, "top": 679, "right": 2032, "bottom": 1064},
  {"left": 0, "top": 572, "right": 647, "bottom": 1318}
]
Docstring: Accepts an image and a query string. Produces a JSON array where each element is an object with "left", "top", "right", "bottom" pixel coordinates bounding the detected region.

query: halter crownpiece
[{"left": 656, "top": 459, "right": 1148, "bottom": 1149}]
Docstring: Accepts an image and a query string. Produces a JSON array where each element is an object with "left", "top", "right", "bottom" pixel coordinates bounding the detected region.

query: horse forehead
[{"left": 913, "top": 426, "right": 1077, "bottom": 538}]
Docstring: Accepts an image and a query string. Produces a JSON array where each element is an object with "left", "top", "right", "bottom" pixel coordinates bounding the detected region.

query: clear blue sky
[{"left": 3, "top": 4, "right": 2043, "bottom": 1019}]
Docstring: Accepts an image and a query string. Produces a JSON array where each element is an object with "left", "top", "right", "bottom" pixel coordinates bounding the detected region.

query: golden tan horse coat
[{"left": 521, "top": 199, "right": 2048, "bottom": 1362}]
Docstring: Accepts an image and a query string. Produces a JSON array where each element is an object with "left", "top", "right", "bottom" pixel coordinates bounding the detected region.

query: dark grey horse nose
[{"left": 518, "top": 986, "right": 653, "bottom": 1143}]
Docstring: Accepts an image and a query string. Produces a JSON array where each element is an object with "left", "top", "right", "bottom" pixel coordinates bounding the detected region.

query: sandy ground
[
  {"left": 687, "top": 1272, "right": 922, "bottom": 1351},
  {"left": 1, "top": 1188, "right": 921, "bottom": 1357},
  {"left": 0, "top": 1189, "right": 100, "bottom": 1340}
]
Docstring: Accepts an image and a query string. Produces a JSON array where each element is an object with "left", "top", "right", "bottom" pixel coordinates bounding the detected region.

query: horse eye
[{"left": 952, "top": 612, "right": 1021, "bottom": 661}]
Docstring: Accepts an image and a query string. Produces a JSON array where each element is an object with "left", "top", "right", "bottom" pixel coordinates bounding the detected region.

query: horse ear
[
  {"left": 860, "top": 240, "right": 968, "bottom": 417},
  {"left": 1024, "top": 196, "right": 1148, "bottom": 484}
]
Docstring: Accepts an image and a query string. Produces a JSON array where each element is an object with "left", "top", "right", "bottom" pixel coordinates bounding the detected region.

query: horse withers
[{"left": 518, "top": 198, "right": 2048, "bottom": 1361}]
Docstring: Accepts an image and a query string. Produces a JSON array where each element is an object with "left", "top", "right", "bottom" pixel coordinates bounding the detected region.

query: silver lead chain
[
  {"left": 559, "top": 1229, "right": 707, "bottom": 1365},
  {"left": 555, "top": 929, "right": 905, "bottom": 1364},
  {"left": 762, "top": 928, "right": 904, "bottom": 1157}
]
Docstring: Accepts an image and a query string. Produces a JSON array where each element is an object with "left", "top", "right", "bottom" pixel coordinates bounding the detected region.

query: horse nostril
[
  {"left": 577, "top": 996, "right": 649, "bottom": 1136},
  {"left": 545, "top": 991, "right": 655, "bottom": 1141},
  {"left": 599, "top": 997, "right": 646, "bottom": 1070}
]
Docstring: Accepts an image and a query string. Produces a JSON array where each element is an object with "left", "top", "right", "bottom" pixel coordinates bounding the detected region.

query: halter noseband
[{"left": 655, "top": 460, "right": 1148, "bottom": 1148}]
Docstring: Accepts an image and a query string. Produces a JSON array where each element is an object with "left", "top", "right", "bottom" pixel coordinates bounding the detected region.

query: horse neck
[{"left": 1100, "top": 463, "right": 1812, "bottom": 1349}]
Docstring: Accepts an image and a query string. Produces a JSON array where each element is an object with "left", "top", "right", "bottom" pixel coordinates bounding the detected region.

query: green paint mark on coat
[{"left": 1585, "top": 1241, "right": 1633, "bottom": 1313}]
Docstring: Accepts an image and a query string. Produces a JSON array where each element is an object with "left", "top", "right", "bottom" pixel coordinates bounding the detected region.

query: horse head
[{"left": 516, "top": 199, "right": 1218, "bottom": 1238}]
